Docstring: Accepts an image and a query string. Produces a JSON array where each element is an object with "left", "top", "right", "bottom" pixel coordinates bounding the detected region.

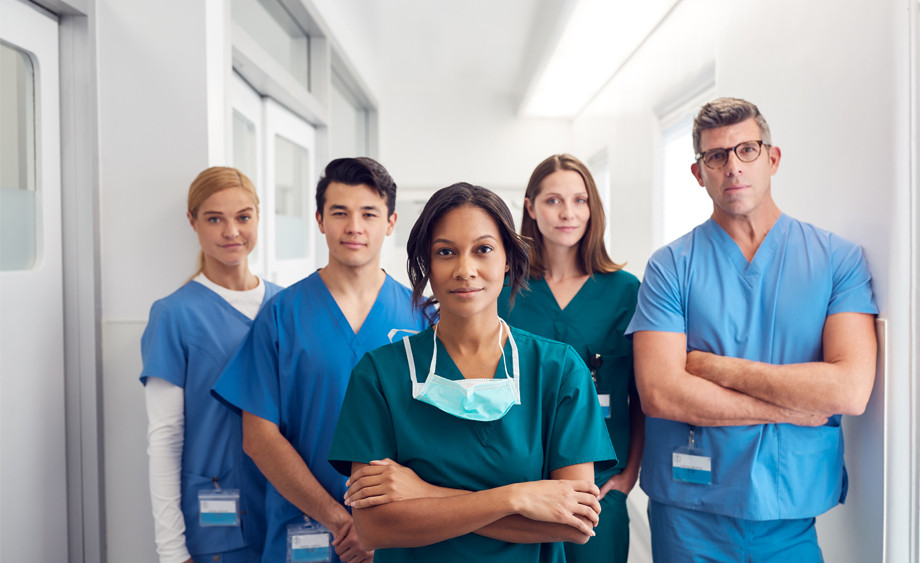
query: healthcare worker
[
  {"left": 327, "top": 182, "right": 617, "bottom": 563},
  {"left": 627, "top": 98, "right": 878, "bottom": 562},
  {"left": 141, "top": 167, "right": 282, "bottom": 563},
  {"left": 212, "top": 157, "right": 427, "bottom": 563},
  {"left": 498, "top": 154, "right": 643, "bottom": 563}
]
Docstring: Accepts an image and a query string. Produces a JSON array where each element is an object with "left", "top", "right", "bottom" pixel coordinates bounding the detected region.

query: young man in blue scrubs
[
  {"left": 213, "top": 158, "right": 428, "bottom": 563},
  {"left": 627, "top": 98, "right": 878, "bottom": 562}
]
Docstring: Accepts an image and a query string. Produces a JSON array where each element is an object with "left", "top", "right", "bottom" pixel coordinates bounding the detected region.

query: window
[
  {"left": 232, "top": 0, "right": 310, "bottom": 91},
  {"left": 330, "top": 70, "right": 369, "bottom": 159},
  {"left": 273, "top": 134, "right": 310, "bottom": 261},
  {"left": 588, "top": 149, "right": 612, "bottom": 249},
  {"left": 0, "top": 41, "right": 37, "bottom": 271},
  {"left": 660, "top": 116, "right": 710, "bottom": 244}
]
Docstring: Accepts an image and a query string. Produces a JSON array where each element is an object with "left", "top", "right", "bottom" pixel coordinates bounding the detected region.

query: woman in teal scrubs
[
  {"left": 327, "top": 182, "right": 616, "bottom": 563},
  {"left": 499, "top": 154, "right": 643, "bottom": 563}
]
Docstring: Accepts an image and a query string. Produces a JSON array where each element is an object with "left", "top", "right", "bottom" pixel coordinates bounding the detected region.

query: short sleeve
[
  {"left": 140, "top": 301, "right": 187, "bottom": 388},
  {"left": 827, "top": 236, "right": 878, "bottom": 316},
  {"left": 327, "top": 355, "right": 398, "bottom": 477},
  {"left": 547, "top": 347, "right": 618, "bottom": 474},
  {"left": 211, "top": 303, "right": 282, "bottom": 425},
  {"left": 625, "top": 248, "right": 685, "bottom": 338}
]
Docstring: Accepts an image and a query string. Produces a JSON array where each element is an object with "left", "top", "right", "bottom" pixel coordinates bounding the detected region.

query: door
[
  {"left": 231, "top": 72, "right": 266, "bottom": 278},
  {"left": 0, "top": 0, "right": 66, "bottom": 561},
  {"left": 263, "top": 98, "right": 316, "bottom": 287}
]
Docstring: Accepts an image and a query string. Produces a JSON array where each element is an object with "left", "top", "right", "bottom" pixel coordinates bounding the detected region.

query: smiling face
[
  {"left": 316, "top": 181, "right": 396, "bottom": 270},
  {"left": 429, "top": 205, "right": 509, "bottom": 321},
  {"left": 188, "top": 187, "right": 258, "bottom": 268},
  {"left": 691, "top": 118, "right": 782, "bottom": 220},
  {"left": 525, "top": 169, "right": 590, "bottom": 251}
]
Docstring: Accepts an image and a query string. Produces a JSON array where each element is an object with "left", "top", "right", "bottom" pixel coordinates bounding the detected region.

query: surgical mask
[{"left": 403, "top": 319, "right": 520, "bottom": 422}]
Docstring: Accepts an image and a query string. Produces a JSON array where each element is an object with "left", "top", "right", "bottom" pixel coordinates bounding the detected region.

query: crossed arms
[
  {"left": 348, "top": 460, "right": 601, "bottom": 551},
  {"left": 633, "top": 312, "right": 877, "bottom": 427}
]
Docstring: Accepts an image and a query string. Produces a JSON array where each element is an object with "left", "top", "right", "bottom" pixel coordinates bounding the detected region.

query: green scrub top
[
  {"left": 499, "top": 270, "right": 640, "bottom": 487},
  {"left": 328, "top": 325, "right": 617, "bottom": 563}
]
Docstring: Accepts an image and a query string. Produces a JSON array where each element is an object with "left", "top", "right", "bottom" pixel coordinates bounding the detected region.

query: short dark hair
[
  {"left": 406, "top": 182, "right": 531, "bottom": 323},
  {"left": 315, "top": 157, "right": 397, "bottom": 217}
]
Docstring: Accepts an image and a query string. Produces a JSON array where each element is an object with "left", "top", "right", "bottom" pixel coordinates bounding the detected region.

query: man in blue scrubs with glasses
[
  {"left": 213, "top": 158, "right": 428, "bottom": 563},
  {"left": 627, "top": 98, "right": 878, "bottom": 562}
]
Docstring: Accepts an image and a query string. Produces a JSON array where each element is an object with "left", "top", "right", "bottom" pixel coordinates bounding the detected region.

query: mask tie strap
[{"left": 403, "top": 336, "right": 422, "bottom": 397}]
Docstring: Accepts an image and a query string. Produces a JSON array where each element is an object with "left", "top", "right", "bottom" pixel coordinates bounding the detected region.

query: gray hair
[{"left": 692, "top": 97, "right": 772, "bottom": 156}]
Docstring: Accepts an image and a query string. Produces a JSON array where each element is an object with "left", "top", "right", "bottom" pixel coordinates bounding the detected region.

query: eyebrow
[
  {"left": 202, "top": 207, "right": 254, "bottom": 215},
  {"left": 329, "top": 204, "right": 382, "bottom": 211},
  {"left": 541, "top": 192, "right": 588, "bottom": 197},
  {"left": 432, "top": 234, "right": 497, "bottom": 245}
]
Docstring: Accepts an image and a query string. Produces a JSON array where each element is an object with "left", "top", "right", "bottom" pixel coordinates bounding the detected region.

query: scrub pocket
[{"left": 181, "top": 469, "right": 247, "bottom": 556}]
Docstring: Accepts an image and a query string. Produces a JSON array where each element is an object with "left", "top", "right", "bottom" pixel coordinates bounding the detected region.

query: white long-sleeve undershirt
[{"left": 145, "top": 276, "right": 265, "bottom": 563}]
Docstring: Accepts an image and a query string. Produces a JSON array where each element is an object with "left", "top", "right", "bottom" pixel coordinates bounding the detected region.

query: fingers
[
  {"left": 574, "top": 491, "right": 602, "bottom": 516},
  {"left": 572, "top": 499, "right": 600, "bottom": 526},
  {"left": 346, "top": 465, "right": 387, "bottom": 487},
  {"left": 368, "top": 459, "right": 392, "bottom": 467},
  {"left": 565, "top": 514, "right": 596, "bottom": 537},
  {"left": 598, "top": 479, "right": 615, "bottom": 501},
  {"left": 345, "top": 474, "right": 383, "bottom": 501}
]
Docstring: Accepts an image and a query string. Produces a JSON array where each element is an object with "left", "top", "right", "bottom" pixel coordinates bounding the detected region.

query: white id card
[
  {"left": 198, "top": 489, "right": 241, "bottom": 526},
  {"left": 598, "top": 394, "right": 611, "bottom": 419},
  {"left": 288, "top": 519, "right": 332, "bottom": 563},
  {"left": 672, "top": 446, "right": 712, "bottom": 485}
]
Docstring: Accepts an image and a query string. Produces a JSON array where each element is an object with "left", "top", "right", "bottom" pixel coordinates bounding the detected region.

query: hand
[
  {"left": 780, "top": 407, "right": 829, "bottom": 427},
  {"left": 345, "top": 459, "right": 433, "bottom": 509},
  {"left": 330, "top": 515, "right": 374, "bottom": 563},
  {"left": 510, "top": 480, "right": 601, "bottom": 537},
  {"left": 598, "top": 471, "right": 636, "bottom": 500}
]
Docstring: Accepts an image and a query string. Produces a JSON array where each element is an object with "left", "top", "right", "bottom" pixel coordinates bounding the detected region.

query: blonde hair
[
  {"left": 187, "top": 166, "right": 259, "bottom": 278},
  {"left": 521, "top": 154, "right": 623, "bottom": 279}
]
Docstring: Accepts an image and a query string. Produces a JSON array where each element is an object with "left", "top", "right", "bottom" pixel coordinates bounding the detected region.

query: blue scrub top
[
  {"left": 140, "top": 279, "right": 282, "bottom": 557},
  {"left": 212, "top": 272, "right": 428, "bottom": 563},
  {"left": 626, "top": 214, "right": 878, "bottom": 520},
  {"left": 328, "top": 326, "right": 617, "bottom": 563}
]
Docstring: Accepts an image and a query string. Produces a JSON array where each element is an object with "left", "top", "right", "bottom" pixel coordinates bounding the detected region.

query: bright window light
[
  {"left": 522, "top": 0, "right": 679, "bottom": 118},
  {"left": 661, "top": 116, "right": 711, "bottom": 244}
]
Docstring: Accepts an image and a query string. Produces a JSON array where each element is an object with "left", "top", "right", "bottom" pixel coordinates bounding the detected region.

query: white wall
[
  {"left": 571, "top": 1, "right": 911, "bottom": 561},
  {"left": 97, "top": 0, "right": 224, "bottom": 560}
]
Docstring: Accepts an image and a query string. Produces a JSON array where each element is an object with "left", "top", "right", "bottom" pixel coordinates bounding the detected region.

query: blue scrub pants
[
  {"left": 648, "top": 500, "right": 824, "bottom": 563},
  {"left": 191, "top": 546, "right": 259, "bottom": 563}
]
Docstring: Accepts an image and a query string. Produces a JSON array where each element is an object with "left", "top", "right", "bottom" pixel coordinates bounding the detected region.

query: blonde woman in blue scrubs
[
  {"left": 327, "top": 183, "right": 617, "bottom": 563},
  {"left": 500, "top": 154, "right": 643, "bottom": 563},
  {"left": 141, "top": 168, "right": 281, "bottom": 563}
]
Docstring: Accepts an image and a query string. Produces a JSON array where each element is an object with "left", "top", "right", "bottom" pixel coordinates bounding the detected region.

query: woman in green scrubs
[
  {"left": 499, "top": 154, "right": 644, "bottom": 563},
  {"left": 327, "top": 182, "right": 617, "bottom": 563}
]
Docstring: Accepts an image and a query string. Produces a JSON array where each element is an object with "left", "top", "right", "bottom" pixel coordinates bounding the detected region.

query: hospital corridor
[{"left": 0, "top": 0, "right": 919, "bottom": 562}]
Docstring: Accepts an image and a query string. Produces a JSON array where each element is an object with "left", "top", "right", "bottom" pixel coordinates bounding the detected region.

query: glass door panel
[
  {"left": 0, "top": 41, "right": 37, "bottom": 271},
  {"left": 231, "top": 72, "right": 266, "bottom": 277},
  {"left": 263, "top": 98, "right": 315, "bottom": 287}
]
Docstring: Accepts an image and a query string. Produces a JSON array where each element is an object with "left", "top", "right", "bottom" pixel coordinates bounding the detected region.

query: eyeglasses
[{"left": 695, "top": 140, "right": 768, "bottom": 169}]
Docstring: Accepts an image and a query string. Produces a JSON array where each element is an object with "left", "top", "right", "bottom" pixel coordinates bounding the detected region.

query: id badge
[
  {"left": 672, "top": 446, "right": 712, "bottom": 485},
  {"left": 198, "top": 489, "right": 240, "bottom": 526},
  {"left": 287, "top": 519, "right": 332, "bottom": 563},
  {"left": 598, "top": 394, "right": 611, "bottom": 419}
]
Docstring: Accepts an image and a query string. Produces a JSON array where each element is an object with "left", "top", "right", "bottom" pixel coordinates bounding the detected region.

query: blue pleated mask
[{"left": 403, "top": 319, "right": 520, "bottom": 422}]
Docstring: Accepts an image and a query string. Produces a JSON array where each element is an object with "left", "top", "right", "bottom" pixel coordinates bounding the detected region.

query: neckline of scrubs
[
  {"left": 705, "top": 213, "right": 790, "bottom": 284},
  {"left": 312, "top": 271, "right": 396, "bottom": 352},
  {"left": 528, "top": 274, "right": 606, "bottom": 320},
  {"left": 415, "top": 326, "right": 513, "bottom": 383},
  {"left": 188, "top": 279, "right": 267, "bottom": 325}
]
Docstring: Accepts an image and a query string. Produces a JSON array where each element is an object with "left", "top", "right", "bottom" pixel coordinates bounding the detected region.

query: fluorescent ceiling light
[{"left": 521, "top": 0, "right": 679, "bottom": 118}]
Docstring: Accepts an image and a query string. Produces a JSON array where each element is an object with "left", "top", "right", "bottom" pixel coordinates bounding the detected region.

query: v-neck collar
[
  {"left": 705, "top": 213, "right": 790, "bottom": 286},
  {"left": 311, "top": 271, "right": 392, "bottom": 354},
  {"left": 188, "top": 279, "right": 266, "bottom": 325},
  {"left": 530, "top": 275, "right": 604, "bottom": 321},
  {"left": 417, "top": 325, "right": 513, "bottom": 382}
]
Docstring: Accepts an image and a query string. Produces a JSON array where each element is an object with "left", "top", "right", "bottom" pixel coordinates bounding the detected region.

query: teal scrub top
[
  {"left": 499, "top": 271, "right": 639, "bottom": 486},
  {"left": 328, "top": 326, "right": 617, "bottom": 563}
]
